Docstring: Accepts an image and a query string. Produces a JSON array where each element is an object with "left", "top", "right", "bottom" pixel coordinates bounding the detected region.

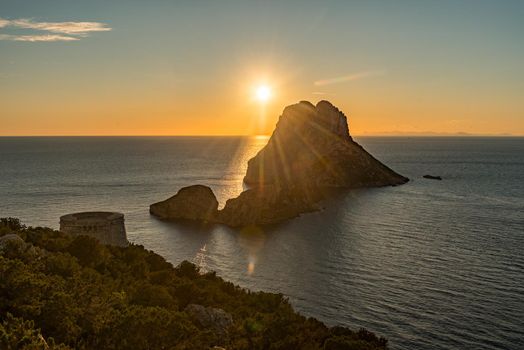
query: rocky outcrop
[
  {"left": 423, "top": 175, "right": 442, "bottom": 180},
  {"left": 0, "top": 234, "right": 45, "bottom": 259},
  {"left": 150, "top": 185, "right": 219, "bottom": 221},
  {"left": 244, "top": 100, "right": 407, "bottom": 188},
  {"left": 150, "top": 100, "right": 408, "bottom": 227},
  {"left": 217, "top": 185, "right": 322, "bottom": 227},
  {"left": 185, "top": 304, "right": 233, "bottom": 336},
  {"left": 0, "top": 234, "right": 26, "bottom": 254}
]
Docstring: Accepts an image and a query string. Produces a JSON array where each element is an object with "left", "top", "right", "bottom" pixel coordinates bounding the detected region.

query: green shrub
[{"left": 0, "top": 218, "right": 388, "bottom": 349}]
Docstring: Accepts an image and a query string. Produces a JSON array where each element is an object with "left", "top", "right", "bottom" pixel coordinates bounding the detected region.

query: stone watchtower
[{"left": 59, "top": 212, "right": 128, "bottom": 247}]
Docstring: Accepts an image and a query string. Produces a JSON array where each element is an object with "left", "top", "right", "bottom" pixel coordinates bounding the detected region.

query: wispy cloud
[
  {"left": 9, "top": 18, "right": 111, "bottom": 35},
  {"left": 314, "top": 70, "right": 386, "bottom": 86},
  {"left": 0, "top": 17, "right": 111, "bottom": 42},
  {"left": 0, "top": 34, "right": 79, "bottom": 42}
]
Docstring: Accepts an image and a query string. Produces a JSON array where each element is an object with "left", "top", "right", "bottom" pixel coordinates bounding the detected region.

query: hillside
[{"left": 0, "top": 218, "right": 387, "bottom": 350}]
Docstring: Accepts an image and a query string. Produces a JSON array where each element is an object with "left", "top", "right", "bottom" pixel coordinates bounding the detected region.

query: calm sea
[{"left": 0, "top": 136, "right": 523, "bottom": 349}]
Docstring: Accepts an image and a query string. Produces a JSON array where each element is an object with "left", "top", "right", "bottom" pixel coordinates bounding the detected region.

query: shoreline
[{"left": 0, "top": 217, "right": 389, "bottom": 349}]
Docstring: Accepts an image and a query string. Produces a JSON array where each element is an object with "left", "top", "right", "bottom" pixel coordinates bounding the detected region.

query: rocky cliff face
[
  {"left": 184, "top": 304, "right": 233, "bottom": 337},
  {"left": 244, "top": 100, "right": 407, "bottom": 189},
  {"left": 150, "top": 100, "right": 408, "bottom": 227}
]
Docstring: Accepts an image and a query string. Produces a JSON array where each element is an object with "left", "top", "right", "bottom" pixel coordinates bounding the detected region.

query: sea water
[{"left": 0, "top": 136, "right": 523, "bottom": 349}]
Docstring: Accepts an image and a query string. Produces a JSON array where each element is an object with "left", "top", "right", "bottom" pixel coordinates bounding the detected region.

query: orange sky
[
  {"left": 2, "top": 75, "right": 522, "bottom": 136},
  {"left": 1, "top": 1, "right": 523, "bottom": 136}
]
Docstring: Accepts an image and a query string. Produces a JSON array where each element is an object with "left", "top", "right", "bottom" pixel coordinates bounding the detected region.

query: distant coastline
[{"left": 356, "top": 131, "right": 515, "bottom": 137}]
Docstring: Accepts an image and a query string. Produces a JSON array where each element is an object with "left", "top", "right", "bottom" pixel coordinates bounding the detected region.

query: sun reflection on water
[
  {"left": 215, "top": 136, "right": 269, "bottom": 208},
  {"left": 193, "top": 244, "right": 208, "bottom": 274},
  {"left": 247, "top": 260, "right": 255, "bottom": 275},
  {"left": 238, "top": 225, "right": 267, "bottom": 276}
]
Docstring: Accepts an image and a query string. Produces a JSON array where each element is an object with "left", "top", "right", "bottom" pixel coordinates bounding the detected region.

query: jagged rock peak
[
  {"left": 276, "top": 100, "right": 351, "bottom": 141},
  {"left": 244, "top": 100, "right": 407, "bottom": 188},
  {"left": 315, "top": 100, "right": 351, "bottom": 140}
]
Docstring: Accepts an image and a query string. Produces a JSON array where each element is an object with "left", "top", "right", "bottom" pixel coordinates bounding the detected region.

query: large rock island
[{"left": 150, "top": 100, "right": 408, "bottom": 227}]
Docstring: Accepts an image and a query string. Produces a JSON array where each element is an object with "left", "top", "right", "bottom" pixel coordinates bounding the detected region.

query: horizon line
[{"left": 0, "top": 134, "right": 521, "bottom": 138}]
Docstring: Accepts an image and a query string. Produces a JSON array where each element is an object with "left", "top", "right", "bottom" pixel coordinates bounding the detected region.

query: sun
[{"left": 255, "top": 85, "right": 271, "bottom": 102}]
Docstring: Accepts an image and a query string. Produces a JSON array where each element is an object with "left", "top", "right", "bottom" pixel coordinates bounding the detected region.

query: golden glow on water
[
  {"left": 247, "top": 261, "right": 255, "bottom": 275},
  {"left": 215, "top": 136, "right": 268, "bottom": 207},
  {"left": 238, "top": 225, "right": 267, "bottom": 276}
]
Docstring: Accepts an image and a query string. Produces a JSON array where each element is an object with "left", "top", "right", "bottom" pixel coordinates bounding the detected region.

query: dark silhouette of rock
[
  {"left": 217, "top": 185, "right": 322, "bottom": 227},
  {"left": 244, "top": 100, "right": 408, "bottom": 188},
  {"left": 423, "top": 175, "right": 442, "bottom": 180},
  {"left": 185, "top": 304, "right": 233, "bottom": 336},
  {"left": 150, "top": 185, "right": 219, "bottom": 221},
  {"left": 150, "top": 100, "right": 408, "bottom": 227}
]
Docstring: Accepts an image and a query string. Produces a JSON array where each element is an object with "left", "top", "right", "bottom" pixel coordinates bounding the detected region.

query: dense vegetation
[{"left": 0, "top": 218, "right": 388, "bottom": 349}]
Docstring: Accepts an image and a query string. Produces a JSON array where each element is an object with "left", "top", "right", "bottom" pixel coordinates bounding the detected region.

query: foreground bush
[{"left": 0, "top": 217, "right": 387, "bottom": 349}]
